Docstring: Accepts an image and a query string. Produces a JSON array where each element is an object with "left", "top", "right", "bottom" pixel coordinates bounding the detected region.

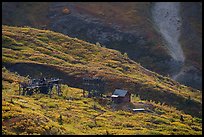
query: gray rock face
[
  {"left": 152, "top": 2, "right": 185, "bottom": 63},
  {"left": 151, "top": 2, "right": 202, "bottom": 90}
]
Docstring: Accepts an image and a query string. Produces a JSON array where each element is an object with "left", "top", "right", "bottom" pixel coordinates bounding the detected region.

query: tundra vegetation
[{"left": 2, "top": 25, "right": 202, "bottom": 135}]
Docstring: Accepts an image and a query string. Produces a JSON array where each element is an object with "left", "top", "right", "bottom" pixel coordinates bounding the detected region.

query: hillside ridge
[{"left": 2, "top": 25, "right": 202, "bottom": 118}]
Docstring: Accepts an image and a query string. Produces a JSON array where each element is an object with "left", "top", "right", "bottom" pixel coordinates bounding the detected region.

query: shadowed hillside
[
  {"left": 2, "top": 25, "right": 202, "bottom": 117},
  {"left": 2, "top": 2, "right": 202, "bottom": 90}
]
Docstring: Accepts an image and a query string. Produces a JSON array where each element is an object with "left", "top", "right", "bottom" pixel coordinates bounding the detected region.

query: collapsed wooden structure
[
  {"left": 82, "top": 77, "right": 105, "bottom": 97},
  {"left": 19, "top": 78, "right": 62, "bottom": 97}
]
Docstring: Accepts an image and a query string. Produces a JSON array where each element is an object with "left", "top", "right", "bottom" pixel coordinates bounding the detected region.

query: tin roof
[
  {"left": 111, "top": 95, "right": 119, "bottom": 98},
  {"left": 112, "top": 89, "right": 128, "bottom": 97},
  {"left": 132, "top": 108, "right": 145, "bottom": 111}
]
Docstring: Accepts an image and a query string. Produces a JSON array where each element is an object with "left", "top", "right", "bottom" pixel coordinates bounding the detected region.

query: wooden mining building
[
  {"left": 111, "top": 89, "right": 131, "bottom": 103},
  {"left": 19, "top": 77, "right": 62, "bottom": 97}
]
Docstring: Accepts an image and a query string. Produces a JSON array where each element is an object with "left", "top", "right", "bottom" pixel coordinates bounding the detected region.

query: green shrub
[{"left": 58, "top": 114, "right": 63, "bottom": 125}]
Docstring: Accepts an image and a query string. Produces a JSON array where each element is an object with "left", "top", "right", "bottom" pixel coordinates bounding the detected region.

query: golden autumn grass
[
  {"left": 2, "top": 68, "right": 202, "bottom": 135},
  {"left": 2, "top": 25, "right": 202, "bottom": 135}
]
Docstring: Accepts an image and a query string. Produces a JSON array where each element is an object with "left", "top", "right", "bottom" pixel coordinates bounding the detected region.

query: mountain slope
[
  {"left": 2, "top": 25, "right": 202, "bottom": 117},
  {"left": 2, "top": 25, "right": 202, "bottom": 135},
  {"left": 2, "top": 2, "right": 202, "bottom": 90}
]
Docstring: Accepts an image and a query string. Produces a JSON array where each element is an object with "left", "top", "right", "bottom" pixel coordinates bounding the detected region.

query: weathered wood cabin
[{"left": 111, "top": 89, "right": 131, "bottom": 103}]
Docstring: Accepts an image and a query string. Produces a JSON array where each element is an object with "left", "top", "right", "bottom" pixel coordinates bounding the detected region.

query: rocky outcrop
[
  {"left": 151, "top": 2, "right": 185, "bottom": 62},
  {"left": 151, "top": 2, "right": 202, "bottom": 90}
]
